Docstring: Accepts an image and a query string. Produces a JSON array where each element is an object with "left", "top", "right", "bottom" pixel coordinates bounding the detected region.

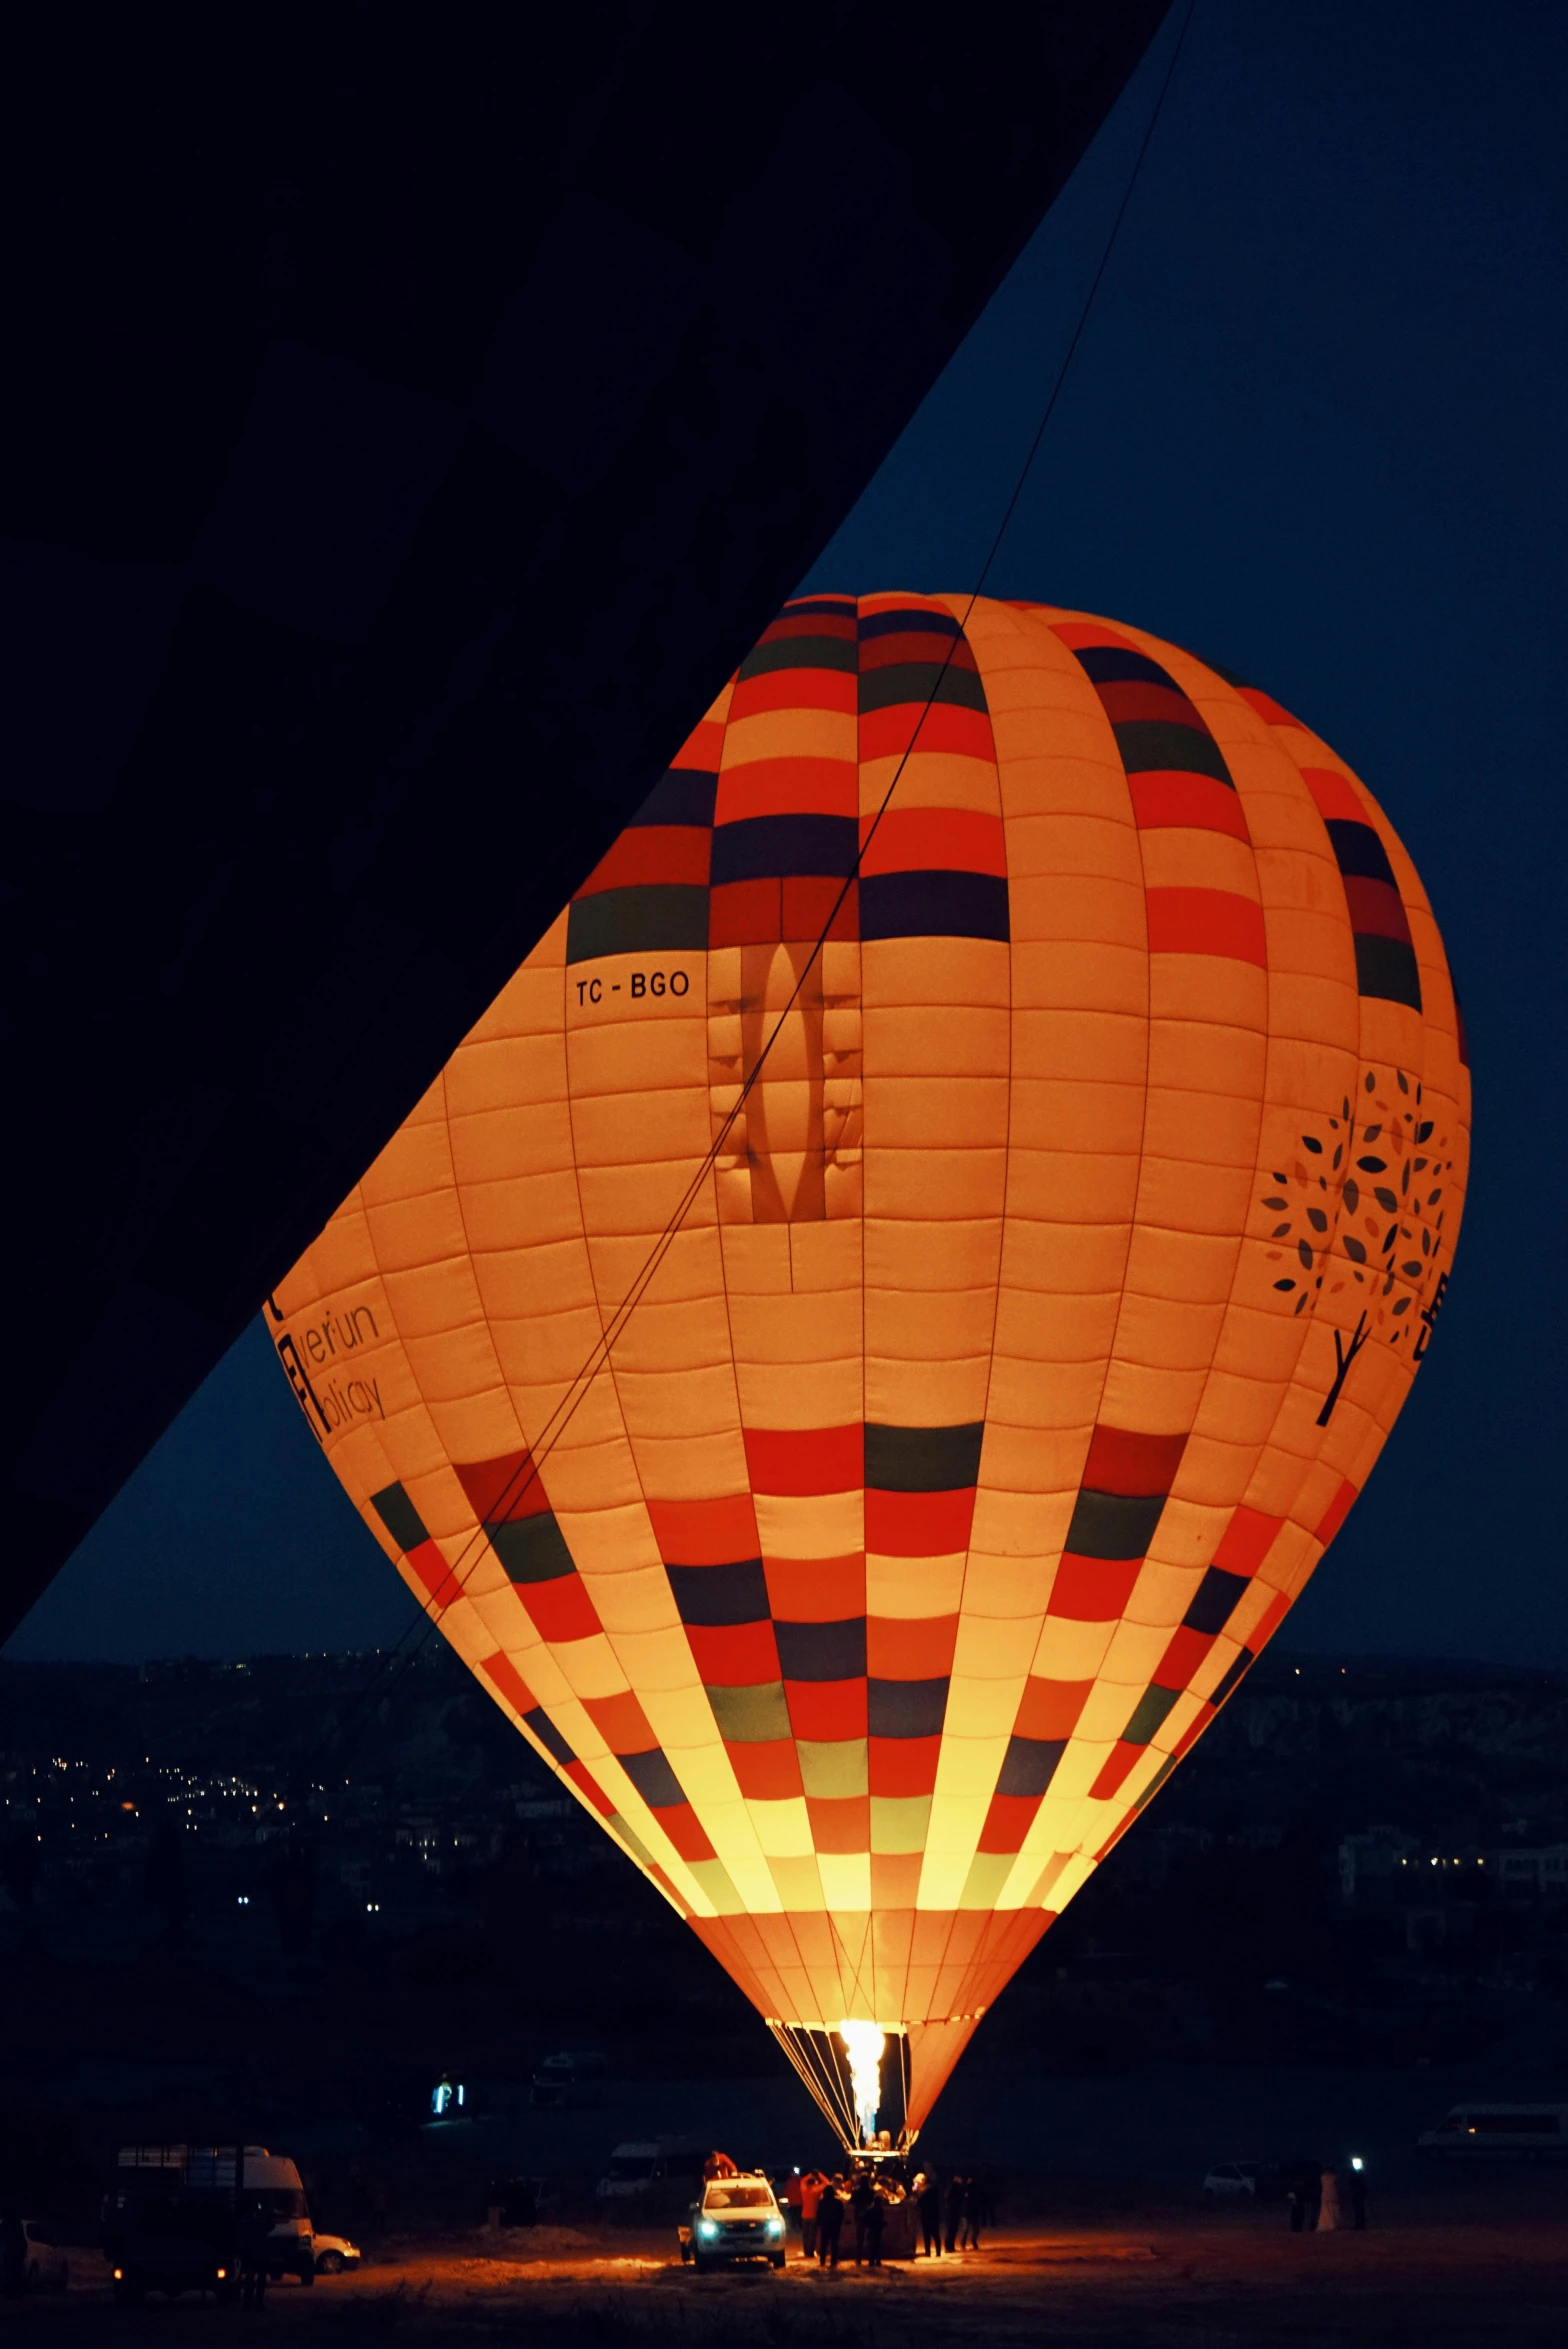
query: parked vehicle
[
  {"left": 530, "top": 2050, "right": 608, "bottom": 2109},
  {"left": 596, "top": 2139, "right": 705, "bottom": 2198},
  {"left": 678, "top": 2174, "right": 787, "bottom": 2271},
  {"left": 103, "top": 2144, "right": 315, "bottom": 2303},
  {"left": 1202, "top": 2161, "right": 1260, "bottom": 2201},
  {"left": 19, "top": 2221, "right": 69, "bottom": 2293},
  {"left": 1417, "top": 2105, "right": 1568, "bottom": 2156},
  {"left": 312, "top": 2232, "right": 362, "bottom": 2275},
  {"left": 1201, "top": 2160, "right": 1317, "bottom": 2204}
]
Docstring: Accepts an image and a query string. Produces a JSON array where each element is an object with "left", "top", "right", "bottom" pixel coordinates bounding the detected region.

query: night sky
[{"left": 10, "top": 2, "right": 1566, "bottom": 1667}]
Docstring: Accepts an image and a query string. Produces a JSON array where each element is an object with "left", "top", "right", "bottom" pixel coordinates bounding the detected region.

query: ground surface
[{"left": 9, "top": 2174, "right": 1568, "bottom": 2348}]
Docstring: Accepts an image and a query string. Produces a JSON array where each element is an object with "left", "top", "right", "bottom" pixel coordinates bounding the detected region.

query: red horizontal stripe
[
  {"left": 727, "top": 1740, "right": 804, "bottom": 1800},
  {"left": 1153, "top": 1624, "right": 1214, "bottom": 1693},
  {"left": 707, "top": 877, "right": 781, "bottom": 946},
  {"left": 455, "top": 1452, "right": 551, "bottom": 1525},
  {"left": 978, "top": 1792, "right": 1042, "bottom": 1855},
  {"left": 563, "top": 1760, "right": 615, "bottom": 1819},
  {"left": 407, "top": 1539, "right": 462, "bottom": 1609},
  {"left": 760, "top": 612, "right": 856, "bottom": 642},
  {"left": 1049, "top": 1554, "right": 1141, "bottom": 1622},
  {"left": 722, "top": 867, "right": 855, "bottom": 956},
  {"left": 1128, "top": 771, "right": 1250, "bottom": 841},
  {"left": 1238, "top": 687, "right": 1300, "bottom": 728},
  {"left": 1094, "top": 681, "right": 1199, "bottom": 727},
  {"left": 865, "top": 1613, "right": 959, "bottom": 1679},
  {"left": 764, "top": 1555, "right": 867, "bottom": 1621},
  {"left": 1089, "top": 1743, "right": 1143, "bottom": 1801},
  {"left": 784, "top": 874, "right": 857, "bottom": 941},
  {"left": 785, "top": 1679, "right": 867, "bottom": 1740},
  {"left": 671, "top": 720, "right": 726, "bottom": 771},
  {"left": 1251, "top": 1588, "right": 1291, "bottom": 1649},
  {"left": 583, "top": 1689, "right": 657, "bottom": 1755},
  {"left": 1342, "top": 873, "right": 1413, "bottom": 943},
  {"left": 658, "top": 1802, "right": 717, "bottom": 1863},
  {"left": 864, "top": 1486, "right": 976, "bottom": 1556},
  {"left": 575, "top": 825, "right": 709, "bottom": 898},
  {"left": 869, "top": 1736, "right": 941, "bottom": 1796},
  {"left": 647, "top": 1494, "right": 759, "bottom": 1566},
  {"left": 858, "top": 631, "right": 979, "bottom": 672},
  {"left": 686, "top": 1620, "right": 779, "bottom": 1685},
  {"left": 805, "top": 1794, "right": 870, "bottom": 1853},
  {"left": 745, "top": 1424, "right": 861, "bottom": 1495},
  {"left": 1014, "top": 1677, "right": 1093, "bottom": 1742},
  {"left": 859, "top": 594, "right": 952, "bottom": 620},
  {"left": 1049, "top": 621, "right": 1137, "bottom": 652},
  {"left": 858, "top": 701, "right": 995, "bottom": 765},
  {"left": 859, "top": 806, "right": 1006, "bottom": 878},
  {"left": 1299, "top": 765, "right": 1367, "bottom": 823},
  {"left": 520, "top": 1574, "right": 601, "bottom": 1645},
  {"left": 479, "top": 1651, "right": 536, "bottom": 1717},
  {"left": 1145, "top": 886, "right": 1267, "bottom": 968},
  {"left": 1212, "top": 1506, "right": 1286, "bottom": 1576},
  {"left": 1081, "top": 1425, "right": 1187, "bottom": 1499},
  {"left": 729, "top": 667, "right": 855, "bottom": 720},
  {"left": 1316, "top": 1476, "right": 1358, "bottom": 1546},
  {"left": 714, "top": 756, "right": 857, "bottom": 823}
]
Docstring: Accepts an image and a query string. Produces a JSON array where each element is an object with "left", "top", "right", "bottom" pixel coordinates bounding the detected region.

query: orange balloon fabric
[{"left": 269, "top": 595, "right": 1469, "bottom": 2136}]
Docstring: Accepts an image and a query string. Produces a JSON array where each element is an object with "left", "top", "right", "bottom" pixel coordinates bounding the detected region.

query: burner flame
[{"left": 838, "top": 2019, "right": 886, "bottom": 2147}]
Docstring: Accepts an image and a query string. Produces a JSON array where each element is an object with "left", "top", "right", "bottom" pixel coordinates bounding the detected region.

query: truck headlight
[
  {"left": 697, "top": 2220, "right": 718, "bottom": 2239},
  {"left": 767, "top": 2217, "right": 784, "bottom": 2236}
]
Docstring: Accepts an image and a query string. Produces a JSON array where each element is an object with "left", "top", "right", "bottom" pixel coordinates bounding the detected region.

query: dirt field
[{"left": 9, "top": 2178, "right": 1568, "bottom": 2349}]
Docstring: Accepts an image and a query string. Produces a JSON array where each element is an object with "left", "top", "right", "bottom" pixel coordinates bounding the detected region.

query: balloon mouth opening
[{"left": 769, "top": 2020, "right": 917, "bottom": 2156}]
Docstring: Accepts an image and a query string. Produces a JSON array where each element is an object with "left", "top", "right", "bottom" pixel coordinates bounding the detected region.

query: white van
[{"left": 1417, "top": 2105, "right": 1568, "bottom": 2156}]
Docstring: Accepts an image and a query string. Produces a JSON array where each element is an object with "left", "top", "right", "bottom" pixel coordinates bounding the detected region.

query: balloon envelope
[{"left": 270, "top": 596, "right": 1469, "bottom": 2142}]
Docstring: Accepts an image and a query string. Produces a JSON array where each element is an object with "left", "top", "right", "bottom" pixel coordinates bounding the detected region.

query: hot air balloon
[{"left": 268, "top": 594, "right": 1468, "bottom": 2152}]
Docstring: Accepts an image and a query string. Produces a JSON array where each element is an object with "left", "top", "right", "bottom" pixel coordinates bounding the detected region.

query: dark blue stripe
[
  {"left": 1063, "top": 1489, "right": 1165, "bottom": 1562},
  {"left": 859, "top": 606, "right": 963, "bottom": 640},
  {"left": 370, "top": 1482, "right": 428, "bottom": 1553},
  {"left": 617, "top": 1747, "right": 686, "bottom": 1809},
  {"left": 524, "top": 1707, "right": 575, "bottom": 1767},
  {"left": 1182, "top": 1566, "right": 1249, "bottom": 1636},
  {"left": 1354, "top": 934, "right": 1422, "bottom": 1010},
  {"left": 666, "top": 1558, "right": 769, "bottom": 1627},
  {"left": 710, "top": 813, "right": 857, "bottom": 884},
  {"left": 630, "top": 768, "right": 717, "bottom": 827},
  {"left": 490, "top": 1513, "right": 576, "bottom": 1585},
  {"left": 774, "top": 1618, "right": 867, "bottom": 1681},
  {"left": 566, "top": 884, "right": 709, "bottom": 963},
  {"left": 864, "top": 1422, "right": 984, "bottom": 1492},
  {"left": 859, "top": 869, "right": 1008, "bottom": 943},
  {"left": 859, "top": 662, "right": 987, "bottom": 715},
  {"left": 1074, "top": 646, "right": 1175, "bottom": 687},
  {"left": 867, "top": 1678, "right": 949, "bottom": 1738},
  {"left": 996, "top": 1734, "right": 1066, "bottom": 1798},
  {"left": 739, "top": 634, "right": 858, "bottom": 678},
  {"left": 1325, "top": 818, "right": 1397, "bottom": 887}
]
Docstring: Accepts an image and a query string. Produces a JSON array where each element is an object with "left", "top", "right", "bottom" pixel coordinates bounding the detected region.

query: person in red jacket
[
  {"left": 797, "top": 2169, "right": 827, "bottom": 2261},
  {"left": 702, "top": 2150, "right": 738, "bottom": 2181}
]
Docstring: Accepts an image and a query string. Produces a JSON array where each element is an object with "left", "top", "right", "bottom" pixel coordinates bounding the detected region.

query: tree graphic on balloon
[{"left": 1259, "top": 1065, "right": 1457, "bottom": 1424}]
